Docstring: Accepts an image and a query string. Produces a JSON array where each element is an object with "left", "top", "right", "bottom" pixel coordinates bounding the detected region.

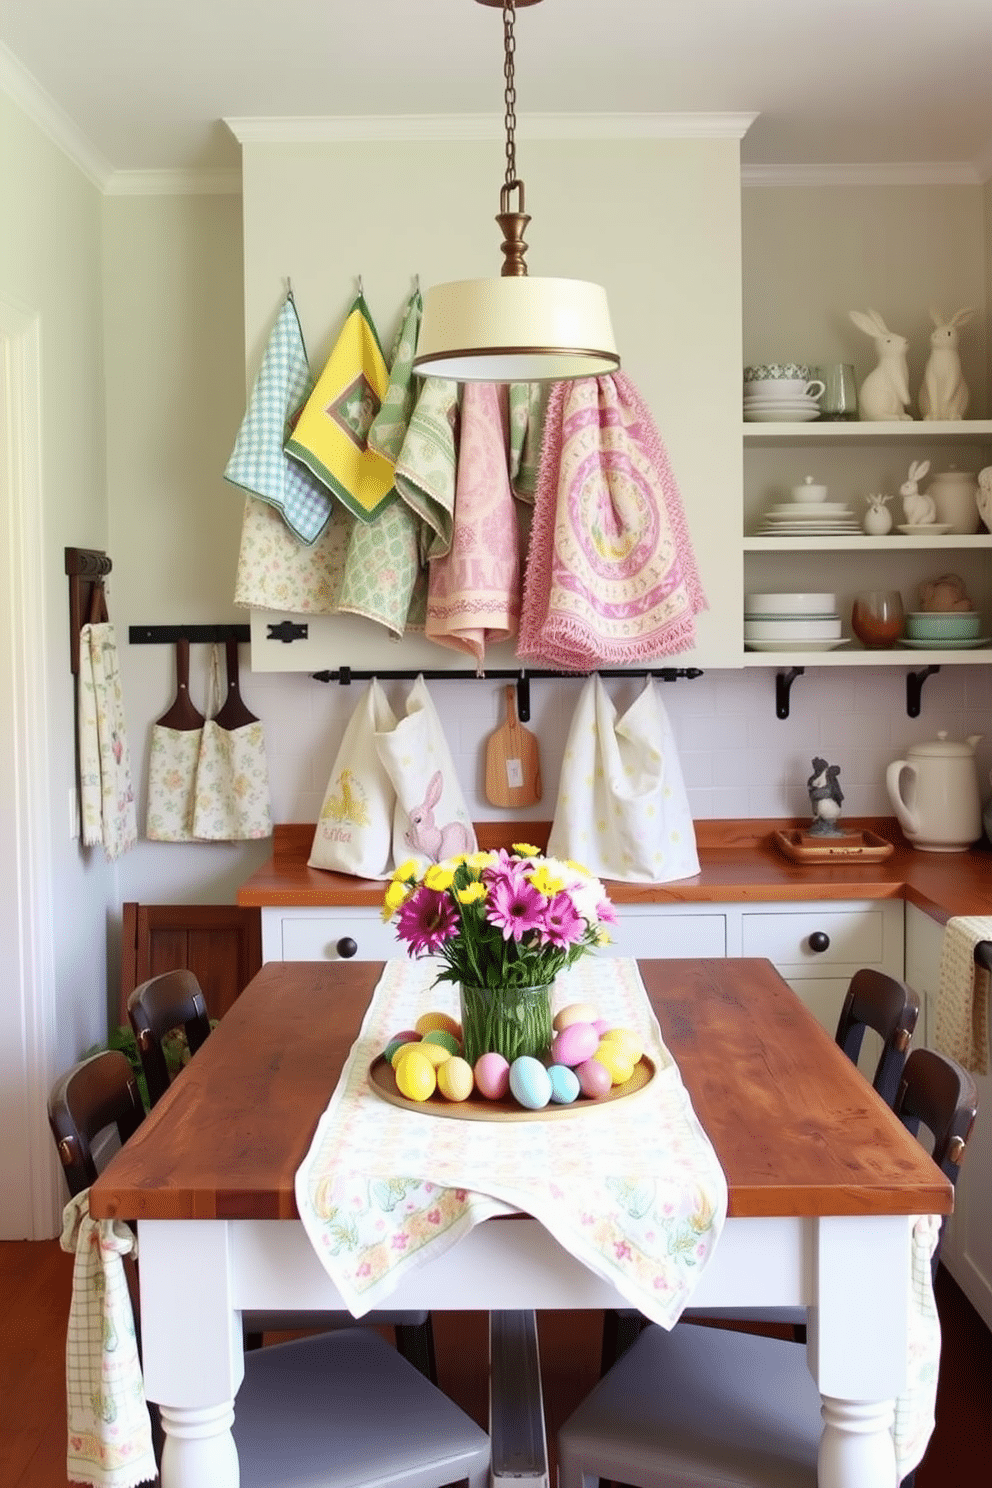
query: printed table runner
[{"left": 295, "top": 957, "right": 728, "bottom": 1328}]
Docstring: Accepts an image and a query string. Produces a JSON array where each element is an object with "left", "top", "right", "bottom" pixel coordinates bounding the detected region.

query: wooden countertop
[
  {"left": 89, "top": 958, "right": 952, "bottom": 1222},
  {"left": 238, "top": 818, "right": 992, "bottom": 924}
]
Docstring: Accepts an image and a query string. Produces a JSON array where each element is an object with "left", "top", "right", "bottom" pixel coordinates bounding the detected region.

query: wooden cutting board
[{"left": 484, "top": 684, "right": 542, "bottom": 807}]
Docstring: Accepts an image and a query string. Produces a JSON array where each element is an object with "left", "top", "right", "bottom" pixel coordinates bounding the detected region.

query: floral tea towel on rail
[
  {"left": 518, "top": 372, "right": 706, "bottom": 669},
  {"left": 549, "top": 674, "right": 699, "bottom": 883}
]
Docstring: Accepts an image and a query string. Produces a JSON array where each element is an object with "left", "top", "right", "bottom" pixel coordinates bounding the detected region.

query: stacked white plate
[
  {"left": 744, "top": 593, "right": 849, "bottom": 652},
  {"left": 756, "top": 500, "right": 861, "bottom": 535},
  {"left": 743, "top": 384, "right": 821, "bottom": 423}
]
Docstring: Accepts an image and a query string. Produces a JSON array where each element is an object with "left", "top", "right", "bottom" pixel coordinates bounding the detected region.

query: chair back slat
[{"left": 127, "top": 968, "right": 212, "bottom": 1106}]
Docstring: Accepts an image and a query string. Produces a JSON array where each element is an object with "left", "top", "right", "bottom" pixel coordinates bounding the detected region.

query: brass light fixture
[{"left": 413, "top": 0, "right": 619, "bottom": 382}]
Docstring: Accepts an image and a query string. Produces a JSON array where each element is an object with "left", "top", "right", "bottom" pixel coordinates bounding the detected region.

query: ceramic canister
[
  {"left": 927, "top": 468, "right": 980, "bottom": 534},
  {"left": 886, "top": 732, "right": 983, "bottom": 851}
]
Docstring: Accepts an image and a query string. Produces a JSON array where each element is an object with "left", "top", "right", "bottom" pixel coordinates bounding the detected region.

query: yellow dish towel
[
  {"left": 934, "top": 915, "right": 992, "bottom": 1075},
  {"left": 60, "top": 1192, "right": 156, "bottom": 1488},
  {"left": 285, "top": 292, "right": 395, "bottom": 524}
]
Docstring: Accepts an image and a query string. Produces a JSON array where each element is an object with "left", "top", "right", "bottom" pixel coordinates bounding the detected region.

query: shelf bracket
[
  {"left": 775, "top": 667, "right": 805, "bottom": 720},
  {"left": 906, "top": 665, "right": 940, "bottom": 718}
]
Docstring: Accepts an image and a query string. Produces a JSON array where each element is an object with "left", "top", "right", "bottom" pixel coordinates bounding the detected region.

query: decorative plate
[{"left": 367, "top": 1053, "right": 657, "bottom": 1121}]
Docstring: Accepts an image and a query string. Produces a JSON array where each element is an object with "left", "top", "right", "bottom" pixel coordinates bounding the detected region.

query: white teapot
[{"left": 886, "top": 732, "right": 983, "bottom": 852}]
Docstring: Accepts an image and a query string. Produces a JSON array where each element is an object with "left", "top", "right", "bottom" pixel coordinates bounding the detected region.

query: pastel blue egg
[
  {"left": 547, "top": 1064, "right": 581, "bottom": 1105},
  {"left": 509, "top": 1056, "right": 552, "bottom": 1110}
]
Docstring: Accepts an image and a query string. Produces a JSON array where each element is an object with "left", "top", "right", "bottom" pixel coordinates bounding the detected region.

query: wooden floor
[{"left": 4, "top": 1239, "right": 989, "bottom": 1486}]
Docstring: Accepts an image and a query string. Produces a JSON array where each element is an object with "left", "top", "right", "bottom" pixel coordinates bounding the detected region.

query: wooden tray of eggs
[{"left": 367, "top": 1004, "right": 657, "bottom": 1121}]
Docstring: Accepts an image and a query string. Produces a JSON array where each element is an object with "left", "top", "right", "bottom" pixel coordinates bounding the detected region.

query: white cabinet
[
  {"left": 262, "top": 898, "right": 903, "bottom": 1037},
  {"left": 742, "top": 421, "right": 992, "bottom": 666},
  {"left": 904, "top": 903, "right": 992, "bottom": 1331}
]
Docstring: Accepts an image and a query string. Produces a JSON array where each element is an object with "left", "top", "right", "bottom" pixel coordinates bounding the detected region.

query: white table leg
[
  {"left": 159, "top": 1403, "right": 239, "bottom": 1488},
  {"left": 818, "top": 1396, "right": 897, "bottom": 1488}
]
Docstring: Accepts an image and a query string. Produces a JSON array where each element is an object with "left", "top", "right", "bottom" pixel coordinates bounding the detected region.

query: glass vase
[{"left": 459, "top": 981, "right": 554, "bottom": 1068}]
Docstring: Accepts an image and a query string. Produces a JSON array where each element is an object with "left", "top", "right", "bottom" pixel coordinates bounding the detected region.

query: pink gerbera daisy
[
  {"left": 539, "top": 890, "right": 586, "bottom": 949},
  {"left": 485, "top": 871, "right": 546, "bottom": 943},
  {"left": 394, "top": 887, "right": 459, "bottom": 956}
]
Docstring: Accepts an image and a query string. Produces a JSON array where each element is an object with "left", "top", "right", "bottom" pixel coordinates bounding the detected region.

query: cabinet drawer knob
[
  {"left": 336, "top": 936, "right": 358, "bottom": 959},
  {"left": 808, "top": 931, "right": 830, "bottom": 954}
]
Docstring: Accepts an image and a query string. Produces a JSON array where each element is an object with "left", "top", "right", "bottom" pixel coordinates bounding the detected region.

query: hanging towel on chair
[
  {"left": 223, "top": 292, "right": 335, "bottom": 545},
  {"left": 425, "top": 382, "right": 521, "bottom": 671},
  {"left": 285, "top": 292, "right": 395, "bottom": 525},
  {"left": 518, "top": 373, "right": 706, "bottom": 669}
]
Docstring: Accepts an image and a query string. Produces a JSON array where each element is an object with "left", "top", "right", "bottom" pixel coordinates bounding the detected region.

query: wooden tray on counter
[
  {"left": 368, "top": 1053, "right": 657, "bottom": 1121},
  {"left": 772, "top": 829, "right": 895, "bottom": 864}
]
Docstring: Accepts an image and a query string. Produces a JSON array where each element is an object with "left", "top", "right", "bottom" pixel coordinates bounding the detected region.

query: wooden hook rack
[{"left": 65, "top": 547, "right": 112, "bottom": 674}]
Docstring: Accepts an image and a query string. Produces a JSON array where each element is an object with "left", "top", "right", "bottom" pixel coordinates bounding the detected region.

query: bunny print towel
[{"left": 374, "top": 676, "right": 477, "bottom": 874}]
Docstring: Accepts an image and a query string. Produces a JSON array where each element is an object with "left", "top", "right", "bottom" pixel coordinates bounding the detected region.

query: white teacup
[{"left": 744, "top": 378, "right": 824, "bottom": 400}]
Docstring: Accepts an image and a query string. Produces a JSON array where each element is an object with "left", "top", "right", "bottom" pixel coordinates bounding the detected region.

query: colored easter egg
[
  {"left": 415, "top": 1011, "right": 462, "bottom": 1039},
  {"left": 395, "top": 1050, "right": 437, "bottom": 1102},
  {"left": 547, "top": 1064, "right": 581, "bottom": 1105},
  {"left": 594, "top": 1041, "right": 635, "bottom": 1086},
  {"left": 576, "top": 1058, "right": 612, "bottom": 1099},
  {"left": 437, "top": 1057, "right": 474, "bottom": 1102},
  {"left": 600, "top": 1027, "right": 643, "bottom": 1063},
  {"left": 474, "top": 1052, "right": 511, "bottom": 1100},
  {"left": 592, "top": 1018, "right": 612, "bottom": 1036},
  {"left": 389, "top": 1037, "right": 421, "bottom": 1068},
  {"left": 422, "top": 1029, "right": 461, "bottom": 1056},
  {"left": 550, "top": 1021, "right": 599, "bottom": 1068},
  {"left": 400, "top": 1041, "right": 450, "bottom": 1069},
  {"left": 509, "top": 1056, "right": 552, "bottom": 1110},
  {"left": 553, "top": 1002, "right": 597, "bottom": 1032},
  {"left": 382, "top": 1038, "right": 412, "bottom": 1063}
]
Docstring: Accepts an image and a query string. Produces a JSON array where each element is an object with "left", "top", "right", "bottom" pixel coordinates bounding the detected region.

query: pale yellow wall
[
  {"left": 742, "top": 183, "right": 989, "bottom": 416},
  {"left": 0, "top": 90, "right": 114, "bottom": 1061}
]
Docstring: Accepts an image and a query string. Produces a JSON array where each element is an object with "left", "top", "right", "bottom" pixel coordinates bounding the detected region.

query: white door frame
[{"left": 1, "top": 297, "right": 60, "bottom": 1238}]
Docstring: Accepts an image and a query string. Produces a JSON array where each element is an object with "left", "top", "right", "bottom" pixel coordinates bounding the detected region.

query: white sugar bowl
[{"left": 791, "top": 475, "right": 828, "bottom": 504}]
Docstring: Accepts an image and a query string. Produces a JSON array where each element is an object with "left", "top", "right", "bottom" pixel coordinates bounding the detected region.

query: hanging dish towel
[
  {"left": 507, "top": 381, "right": 550, "bottom": 502},
  {"left": 223, "top": 291, "right": 335, "bottom": 545},
  {"left": 191, "top": 644, "right": 272, "bottom": 841},
  {"left": 393, "top": 376, "right": 460, "bottom": 560},
  {"left": 309, "top": 680, "right": 400, "bottom": 879},
  {"left": 77, "top": 622, "right": 137, "bottom": 861},
  {"left": 60, "top": 1192, "right": 157, "bottom": 1488},
  {"left": 146, "top": 640, "right": 204, "bottom": 843},
  {"left": 425, "top": 382, "right": 521, "bottom": 672},
  {"left": 518, "top": 372, "right": 706, "bottom": 669},
  {"left": 934, "top": 915, "right": 992, "bottom": 1074},
  {"left": 548, "top": 674, "right": 699, "bottom": 883},
  {"left": 374, "top": 675, "right": 477, "bottom": 873},
  {"left": 233, "top": 494, "right": 352, "bottom": 613},
  {"left": 336, "top": 289, "right": 426, "bottom": 635},
  {"left": 285, "top": 292, "right": 395, "bottom": 524}
]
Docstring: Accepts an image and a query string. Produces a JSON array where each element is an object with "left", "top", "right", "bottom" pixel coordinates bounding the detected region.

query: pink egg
[
  {"left": 550, "top": 1021, "right": 599, "bottom": 1068},
  {"left": 576, "top": 1057, "right": 613, "bottom": 1099},
  {"left": 474, "top": 1051, "right": 511, "bottom": 1100},
  {"left": 592, "top": 1018, "right": 612, "bottom": 1036}
]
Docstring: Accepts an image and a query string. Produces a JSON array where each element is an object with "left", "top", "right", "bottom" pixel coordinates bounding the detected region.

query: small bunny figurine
[
  {"left": 900, "top": 459, "right": 935, "bottom": 525},
  {"left": 977, "top": 466, "right": 992, "bottom": 532},
  {"left": 919, "top": 306, "right": 976, "bottom": 420},
  {"left": 848, "top": 309, "right": 912, "bottom": 420},
  {"left": 863, "top": 492, "right": 893, "bottom": 535}
]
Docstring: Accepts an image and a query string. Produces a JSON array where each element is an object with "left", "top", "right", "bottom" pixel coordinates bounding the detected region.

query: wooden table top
[{"left": 88, "top": 958, "right": 953, "bottom": 1224}]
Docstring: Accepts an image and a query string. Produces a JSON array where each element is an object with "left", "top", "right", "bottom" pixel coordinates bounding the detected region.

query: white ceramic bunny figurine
[
  {"left": 919, "top": 306, "right": 976, "bottom": 420},
  {"left": 900, "top": 459, "right": 935, "bottom": 525},
  {"left": 848, "top": 309, "right": 912, "bottom": 420},
  {"left": 978, "top": 466, "right": 992, "bottom": 532}
]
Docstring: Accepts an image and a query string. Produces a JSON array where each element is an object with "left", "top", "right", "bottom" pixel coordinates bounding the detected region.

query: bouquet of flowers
[{"left": 384, "top": 844, "right": 616, "bottom": 1065}]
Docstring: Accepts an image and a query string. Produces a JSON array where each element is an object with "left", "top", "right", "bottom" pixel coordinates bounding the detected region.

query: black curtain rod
[{"left": 129, "top": 625, "right": 251, "bottom": 644}]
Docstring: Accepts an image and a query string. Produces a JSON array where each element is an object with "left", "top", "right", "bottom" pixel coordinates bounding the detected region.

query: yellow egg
[
  {"left": 593, "top": 1041, "right": 635, "bottom": 1087},
  {"left": 600, "top": 1027, "right": 643, "bottom": 1064},
  {"left": 395, "top": 1050, "right": 437, "bottom": 1101},
  {"left": 437, "top": 1057, "right": 474, "bottom": 1102},
  {"left": 389, "top": 1038, "right": 420, "bottom": 1068},
  {"left": 553, "top": 1001, "right": 597, "bottom": 1032},
  {"left": 395, "top": 1040, "right": 450, "bottom": 1069},
  {"left": 415, "top": 1010, "right": 462, "bottom": 1039}
]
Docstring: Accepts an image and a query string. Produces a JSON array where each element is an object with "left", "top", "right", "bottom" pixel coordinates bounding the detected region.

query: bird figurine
[{"left": 807, "top": 757, "right": 844, "bottom": 836}]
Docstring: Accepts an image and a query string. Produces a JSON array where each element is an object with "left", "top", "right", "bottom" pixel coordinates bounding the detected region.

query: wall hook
[
  {"left": 775, "top": 667, "right": 805, "bottom": 720},
  {"left": 906, "top": 664, "right": 940, "bottom": 718}
]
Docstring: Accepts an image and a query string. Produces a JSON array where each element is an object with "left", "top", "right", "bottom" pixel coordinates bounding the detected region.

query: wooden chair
[
  {"left": 126, "top": 967, "right": 438, "bottom": 1381},
  {"left": 601, "top": 966, "right": 922, "bottom": 1373},
  {"left": 561, "top": 1046, "right": 979, "bottom": 1488},
  {"left": 47, "top": 1052, "right": 489, "bottom": 1488}
]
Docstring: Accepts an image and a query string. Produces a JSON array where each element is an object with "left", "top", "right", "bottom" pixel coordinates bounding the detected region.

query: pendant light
[{"left": 413, "top": 0, "right": 619, "bottom": 382}]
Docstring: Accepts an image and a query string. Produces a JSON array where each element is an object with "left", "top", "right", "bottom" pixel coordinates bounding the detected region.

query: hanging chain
[{"left": 502, "top": 0, "right": 518, "bottom": 188}]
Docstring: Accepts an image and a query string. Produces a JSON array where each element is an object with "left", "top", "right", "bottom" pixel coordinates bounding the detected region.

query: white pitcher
[{"left": 886, "top": 732, "right": 983, "bottom": 851}]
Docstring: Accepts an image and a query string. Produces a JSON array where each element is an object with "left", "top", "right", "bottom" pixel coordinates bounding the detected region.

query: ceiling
[{"left": 3, "top": 0, "right": 992, "bottom": 180}]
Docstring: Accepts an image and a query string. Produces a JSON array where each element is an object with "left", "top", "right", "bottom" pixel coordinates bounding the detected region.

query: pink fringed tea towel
[
  {"left": 425, "top": 382, "right": 521, "bottom": 672},
  {"left": 934, "top": 916, "right": 992, "bottom": 1074},
  {"left": 518, "top": 373, "right": 706, "bottom": 669}
]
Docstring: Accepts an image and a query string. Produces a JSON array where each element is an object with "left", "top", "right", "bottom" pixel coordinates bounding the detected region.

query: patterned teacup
[{"left": 744, "top": 363, "right": 812, "bottom": 382}]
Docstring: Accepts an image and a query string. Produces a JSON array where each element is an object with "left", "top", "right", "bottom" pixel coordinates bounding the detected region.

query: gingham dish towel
[
  {"left": 60, "top": 1192, "right": 156, "bottom": 1488},
  {"left": 224, "top": 292, "right": 335, "bottom": 545},
  {"left": 934, "top": 915, "right": 992, "bottom": 1074}
]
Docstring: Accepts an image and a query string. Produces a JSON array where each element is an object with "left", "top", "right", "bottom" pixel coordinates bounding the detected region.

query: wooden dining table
[{"left": 89, "top": 957, "right": 952, "bottom": 1488}]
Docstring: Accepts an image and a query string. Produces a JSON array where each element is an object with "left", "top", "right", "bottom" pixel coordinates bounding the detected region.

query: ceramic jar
[
  {"left": 927, "top": 467, "right": 980, "bottom": 534},
  {"left": 885, "top": 732, "right": 983, "bottom": 851}
]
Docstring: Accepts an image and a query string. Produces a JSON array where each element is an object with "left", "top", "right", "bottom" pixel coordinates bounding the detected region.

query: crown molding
[
  {"left": 0, "top": 42, "right": 112, "bottom": 190},
  {"left": 742, "top": 160, "right": 982, "bottom": 188},
  {"left": 104, "top": 168, "right": 242, "bottom": 197},
  {"left": 225, "top": 111, "right": 758, "bottom": 146}
]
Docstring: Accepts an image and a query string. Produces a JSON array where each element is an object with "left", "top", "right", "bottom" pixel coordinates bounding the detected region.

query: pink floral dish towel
[
  {"left": 518, "top": 373, "right": 706, "bottom": 669},
  {"left": 426, "top": 382, "right": 521, "bottom": 673}
]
